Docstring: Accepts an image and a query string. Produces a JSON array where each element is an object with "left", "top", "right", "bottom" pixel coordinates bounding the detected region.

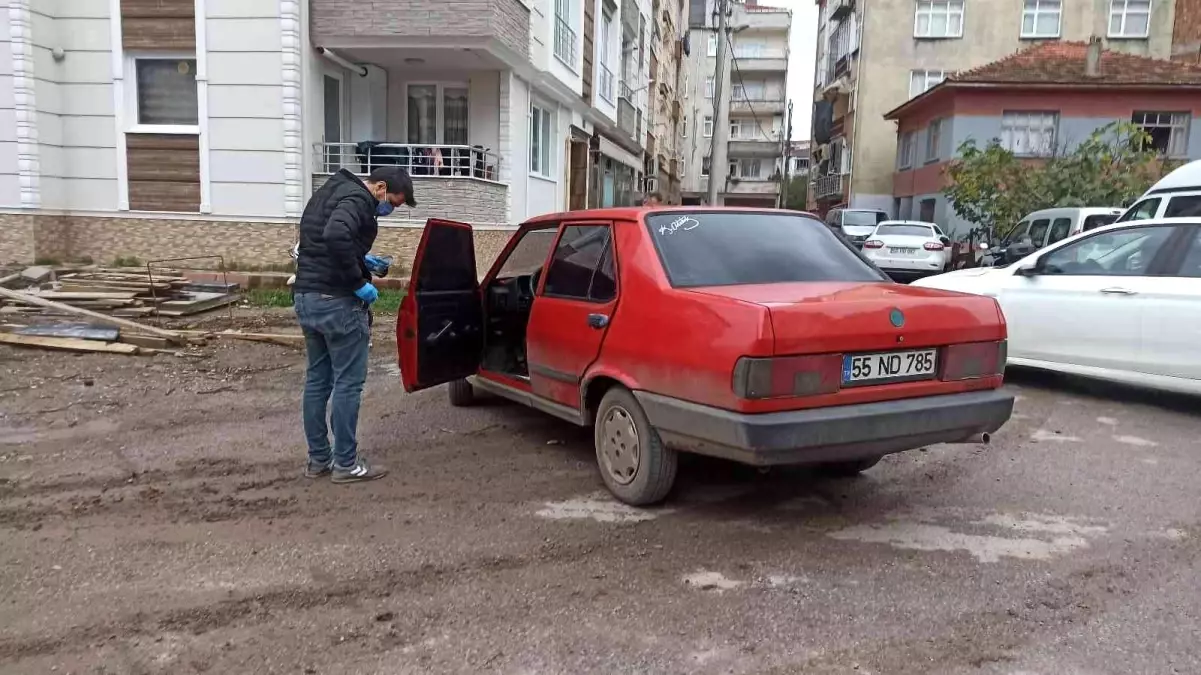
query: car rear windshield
[
  {"left": 645, "top": 212, "right": 888, "bottom": 287},
  {"left": 1082, "top": 214, "right": 1118, "bottom": 231},
  {"left": 875, "top": 224, "right": 933, "bottom": 237},
  {"left": 841, "top": 211, "right": 882, "bottom": 227}
]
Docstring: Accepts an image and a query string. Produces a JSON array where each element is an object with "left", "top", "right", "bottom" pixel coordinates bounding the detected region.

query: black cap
[{"left": 367, "top": 166, "right": 417, "bottom": 207}]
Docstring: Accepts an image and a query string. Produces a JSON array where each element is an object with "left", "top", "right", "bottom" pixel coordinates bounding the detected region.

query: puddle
[{"left": 535, "top": 493, "right": 673, "bottom": 523}]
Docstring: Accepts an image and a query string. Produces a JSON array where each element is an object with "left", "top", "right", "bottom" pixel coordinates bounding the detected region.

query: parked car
[
  {"left": 397, "top": 208, "right": 1014, "bottom": 505},
  {"left": 861, "top": 220, "right": 953, "bottom": 279},
  {"left": 983, "top": 207, "right": 1123, "bottom": 267},
  {"left": 825, "top": 208, "right": 890, "bottom": 248},
  {"left": 913, "top": 217, "right": 1201, "bottom": 396},
  {"left": 1116, "top": 160, "right": 1201, "bottom": 222}
]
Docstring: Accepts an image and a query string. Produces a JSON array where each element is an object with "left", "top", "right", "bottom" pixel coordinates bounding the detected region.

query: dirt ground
[{"left": 2, "top": 308, "right": 1199, "bottom": 675}]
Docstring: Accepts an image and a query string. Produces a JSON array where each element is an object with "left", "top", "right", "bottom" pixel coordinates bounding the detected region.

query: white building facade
[{"left": 0, "top": 0, "right": 667, "bottom": 270}]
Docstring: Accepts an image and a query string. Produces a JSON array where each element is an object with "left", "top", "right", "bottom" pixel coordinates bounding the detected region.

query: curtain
[
  {"left": 408, "top": 85, "right": 437, "bottom": 144},
  {"left": 136, "top": 59, "right": 198, "bottom": 125},
  {"left": 443, "top": 87, "right": 469, "bottom": 145}
]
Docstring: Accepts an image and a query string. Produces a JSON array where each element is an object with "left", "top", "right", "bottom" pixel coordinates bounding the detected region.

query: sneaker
[
  {"left": 304, "top": 460, "right": 332, "bottom": 479},
  {"left": 331, "top": 459, "right": 388, "bottom": 484}
]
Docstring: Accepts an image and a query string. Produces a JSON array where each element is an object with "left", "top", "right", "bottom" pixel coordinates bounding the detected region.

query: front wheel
[
  {"left": 593, "top": 387, "right": 678, "bottom": 506},
  {"left": 447, "top": 379, "right": 475, "bottom": 407},
  {"left": 820, "top": 456, "right": 883, "bottom": 477}
]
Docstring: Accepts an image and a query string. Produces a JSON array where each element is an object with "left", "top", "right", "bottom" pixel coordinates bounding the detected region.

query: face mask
[{"left": 376, "top": 202, "right": 394, "bottom": 217}]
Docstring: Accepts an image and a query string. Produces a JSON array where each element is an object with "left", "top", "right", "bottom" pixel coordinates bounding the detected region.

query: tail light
[
  {"left": 941, "top": 341, "right": 1007, "bottom": 381},
  {"left": 924, "top": 242, "right": 945, "bottom": 251},
  {"left": 733, "top": 354, "right": 843, "bottom": 399},
  {"left": 863, "top": 240, "right": 884, "bottom": 249}
]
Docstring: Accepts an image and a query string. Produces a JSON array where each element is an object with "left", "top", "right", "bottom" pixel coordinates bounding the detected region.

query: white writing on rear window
[{"left": 658, "top": 216, "right": 700, "bottom": 236}]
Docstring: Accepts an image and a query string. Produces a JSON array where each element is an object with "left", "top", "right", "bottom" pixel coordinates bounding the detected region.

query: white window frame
[
  {"left": 1001, "top": 111, "right": 1059, "bottom": 157},
  {"left": 701, "top": 155, "right": 711, "bottom": 176},
  {"left": 1132, "top": 111, "right": 1191, "bottom": 158},
  {"left": 898, "top": 131, "right": 915, "bottom": 169},
  {"left": 405, "top": 82, "right": 471, "bottom": 145},
  {"left": 1109, "top": 0, "right": 1152, "bottom": 39},
  {"left": 703, "top": 115, "right": 713, "bottom": 138},
  {"left": 705, "top": 76, "right": 714, "bottom": 98},
  {"left": 925, "top": 119, "right": 943, "bottom": 163},
  {"left": 1021, "top": 0, "right": 1062, "bottom": 39},
  {"left": 529, "top": 103, "right": 556, "bottom": 180},
  {"left": 909, "top": 70, "right": 948, "bottom": 99},
  {"left": 913, "top": 0, "right": 964, "bottom": 39},
  {"left": 125, "top": 52, "right": 200, "bottom": 134},
  {"left": 707, "top": 33, "right": 717, "bottom": 56}
]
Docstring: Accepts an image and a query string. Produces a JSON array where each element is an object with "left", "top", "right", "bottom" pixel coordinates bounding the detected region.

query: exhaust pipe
[{"left": 950, "top": 432, "right": 990, "bottom": 444}]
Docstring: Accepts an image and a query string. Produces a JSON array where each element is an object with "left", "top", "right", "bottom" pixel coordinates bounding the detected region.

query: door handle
[
  {"left": 587, "top": 313, "right": 610, "bottom": 329},
  {"left": 1099, "top": 287, "right": 1138, "bottom": 296}
]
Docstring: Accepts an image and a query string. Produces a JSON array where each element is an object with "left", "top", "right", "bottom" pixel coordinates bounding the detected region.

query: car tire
[
  {"left": 593, "top": 387, "right": 678, "bottom": 506},
  {"left": 820, "top": 456, "right": 883, "bottom": 477},
  {"left": 447, "top": 378, "right": 475, "bottom": 407}
]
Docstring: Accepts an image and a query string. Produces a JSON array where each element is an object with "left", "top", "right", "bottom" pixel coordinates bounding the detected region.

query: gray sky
[{"left": 756, "top": 0, "right": 818, "bottom": 140}]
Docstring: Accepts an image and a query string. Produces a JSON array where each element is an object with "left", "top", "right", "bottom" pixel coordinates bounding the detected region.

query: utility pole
[
  {"left": 779, "top": 100, "right": 793, "bottom": 209},
  {"left": 706, "top": 0, "right": 732, "bottom": 205}
]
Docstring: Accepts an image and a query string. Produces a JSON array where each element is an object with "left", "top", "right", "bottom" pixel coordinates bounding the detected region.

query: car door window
[
  {"left": 1116, "top": 198, "right": 1160, "bottom": 223},
  {"left": 1164, "top": 195, "right": 1201, "bottom": 218},
  {"left": 1082, "top": 214, "right": 1118, "bottom": 231},
  {"left": 1046, "top": 218, "right": 1072, "bottom": 245},
  {"left": 1028, "top": 219, "right": 1051, "bottom": 247},
  {"left": 1174, "top": 227, "right": 1201, "bottom": 278},
  {"left": 495, "top": 227, "right": 559, "bottom": 278},
  {"left": 1040, "top": 226, "right": 1173, "bottom": 276},
  {"left": 543, "top": 225, "right": 616, "bottom": 301}
]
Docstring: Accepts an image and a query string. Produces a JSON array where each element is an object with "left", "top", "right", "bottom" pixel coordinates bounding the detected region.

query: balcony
[
  {"left": 813, "top": 173, "right": 848, "bottom": 201},
  {"left": 740, "top": 7, "right": 792, "bottom": 30},
  {"left": 314, "top": 142, "right": 507, "bottom": 225},
  {"left": 733, "top": 53, "right": 789, "bottom": 73},
  {"left": 310, "top": 0, "right": 530, "bottom": 61},
  {"left": 728, "top": 138, "right": 781, "bottom": 157},
  {"left": 726, "top": 178, "right": 780, "bottom": 196},
  {"left": 599, "top": 63, "right": 615, "bottom": 103},
  {"left": 554, "top": 15, "right": 579, "bottom": 71},
  {"left": 730, "top": 98, "right": 785, "bottom": 115}
]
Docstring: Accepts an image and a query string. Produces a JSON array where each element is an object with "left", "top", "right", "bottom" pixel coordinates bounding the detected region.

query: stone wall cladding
[
  {"left": 0, "top": 215, "right": 37, "bottom": 264},
  {"left": 310, "top": 176, "right": 508, "bottom": 227},
  {"left": 311, "top": 0, "right": 529, "bottom": 60}
]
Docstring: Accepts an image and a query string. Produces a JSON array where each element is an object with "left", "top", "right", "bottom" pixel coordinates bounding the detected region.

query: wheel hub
[{"left": 599, "top": 405, "right": 640, "bottom": 485}]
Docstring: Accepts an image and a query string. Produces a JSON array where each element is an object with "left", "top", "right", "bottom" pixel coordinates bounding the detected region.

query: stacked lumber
[{"left": 0, "top": 267, "right": 240, "bottom": 319}]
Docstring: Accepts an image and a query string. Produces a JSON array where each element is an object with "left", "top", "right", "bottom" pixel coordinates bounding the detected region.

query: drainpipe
[
  {"left": 316, "top": 46, "right": 368, "bottom": 77},
  {"left": 847, "top": 0, "right": 868, "bottom": 211}
]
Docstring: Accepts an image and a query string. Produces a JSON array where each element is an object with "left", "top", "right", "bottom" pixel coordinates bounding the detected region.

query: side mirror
[
  {"left": 940, "top": 236, "right": 951, "bottom": 246},
  {"left": 1014, "top": 258, "right": 1039, "bottom": 277},
  {"left": 977, "top": 242, "right": 990, "bottom": 251}
]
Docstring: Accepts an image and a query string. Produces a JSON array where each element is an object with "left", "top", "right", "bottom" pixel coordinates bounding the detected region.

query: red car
[{"left": 397, "top": 208, "right": 1013, "bottom": 505}]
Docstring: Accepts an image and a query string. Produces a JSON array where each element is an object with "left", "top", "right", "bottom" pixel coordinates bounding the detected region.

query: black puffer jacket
[{"left": 293, "top": 169, "right": 378, "bottom": 296}]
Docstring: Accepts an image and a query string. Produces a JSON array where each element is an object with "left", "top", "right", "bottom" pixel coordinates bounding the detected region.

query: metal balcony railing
[
  {"left": 599, "top": 63, "right": 615, "bottom": 103},
  {"left": 315, "top": 142, "right": 502, "bottom": 181},
  {"left": 618, "top": 78, "right": 634, "bottom": 101},
  {"left": 554, "top": 17, "right": 579, "bottom": 70},
  {"left": 813, "top": 173, "right": 848, "bottom": 200}
]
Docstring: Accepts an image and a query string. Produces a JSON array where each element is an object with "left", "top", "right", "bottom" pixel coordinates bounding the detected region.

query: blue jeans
[{"left": 294, "top": 293, "right": 370, "bottom": 469}]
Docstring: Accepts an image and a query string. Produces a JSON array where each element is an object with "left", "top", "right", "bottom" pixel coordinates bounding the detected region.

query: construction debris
[
  {"left": 15, "top": 323, "right": 121, "bottom": 341},
  {"left": 0, "top": 333, "right": 140, "bottom": 354}
]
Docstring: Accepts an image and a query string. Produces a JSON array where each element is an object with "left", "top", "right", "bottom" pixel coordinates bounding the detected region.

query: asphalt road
[{"left": 1, "top": 319, "right": 1198, "bottom": 674}]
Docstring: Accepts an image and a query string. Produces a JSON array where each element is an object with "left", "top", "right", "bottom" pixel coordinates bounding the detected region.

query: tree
[
  {"left": 943, "top": 121, "right": 1174, "bottom": 241},
  {"left": 782, "top": 175, "right": 809, "bottom": 211}
]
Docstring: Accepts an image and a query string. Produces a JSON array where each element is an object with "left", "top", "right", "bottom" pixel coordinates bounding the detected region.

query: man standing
[
  {"left": 293, "top": 166, "right": 415, "bottom": 484},
  {"left": 642, "top": 192, "right": 663, "bottom": 206}
]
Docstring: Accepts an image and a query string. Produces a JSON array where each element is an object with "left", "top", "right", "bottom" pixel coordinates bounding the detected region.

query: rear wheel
[
  {"left": 447, "top": 379, "right": 475, "bottom": 407},
  {"left": 593, "top": 387, "right": 678, "bottom": 506},
  {"left": 820, "top": 456, "right": 883, "bottom": 477}
]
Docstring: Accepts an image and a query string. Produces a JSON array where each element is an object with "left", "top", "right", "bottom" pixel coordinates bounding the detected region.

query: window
[
  {"left": 406, "top": 83, "right": 470, "bottom": 145},
  {"left": 1001, "top": 112, "right": 1058, "bottom": 156},
  {"left": 543, "top": 225, "right": 616, "bottom": 301},
  {"left": 1022, "top": 0, "right": 1062, "bottom": 38},
  {"left": 1040, "top": 226, "right": 1172, "bottom": 276},
  {"left": 1164, "top": 195, "right": 1201, "bottom": 218},
  {"left": 682, "top": 113, "right": 688, "bottom": 137},
  {"left": 730, "top": 119, "right": 757, "bottom": 139},
  {"left": 914, "top": 0, "right": 964, "bottom": 38},
  {"left": 1046, "top": 217, "right": 1073, "bottom": 246},
  {"left": 898, "top": 131, "right": 915, "bottom": 169},
  {"left": 703, "top": 115, "right": 713, "bottom": 137},
  {"left": 497, "top": 228, "right": 559, "bottom": 277},
  {"left": 909, "top": 70, "right": 947, "bottom": 99},
  {"left": 705, "top": 76, "right": 714, "bottom": 98},
  {"left": 919, "top": 198, "right": 936, "bottom": 222},
  {"left": 1176, "top": 229, "right": 1201, "bottom": 278},
  {"left": 876, "top": 223, "right": 936, "bottom": 237},
  {"left": 1116, "top": 198, "right": 1160, "bottom": 222},
  {"left": 731, "top": 82, "right": 745, "bottom": 100},
  {"left": 731, "top": 158, "right": 762, "bottom": 179},
  {"left": 1027, "top": 218, "right": 1051, "bottom": 247},
  {"left": 1132, "top": 112, "right": 1190, "bottom": 157},
  {"left": 1083, "top": 213, "right": 1120, "bottom": 230},
  {"left": 530, "top": 104, "right": 555, "bottom": 178},
  {"left": 925, "top": 119, "right": 943, "bottom": 162},
  {"left": 701, "top": 156, "right": 711, "bottom": 176},
  {"left": 132, "top": 57, "right": 198, "bottom": 128},
  {"left": 554, "top": 0, "right": 578, "bottom": 70},
  {"left": 733, "top": 41, "right": 764, "bottom": 58},
  {"left": 444, "top": 87, "right": 468, "bottom": 145},
  {"left": 707, "top": 33, "right": 717, "bottom": 56},
  {"left": 1109, "top": 0, "right": 1151, "bottom": 38},
  {"left": 645, "top": 212, "right": 887, "bottom": 287}
]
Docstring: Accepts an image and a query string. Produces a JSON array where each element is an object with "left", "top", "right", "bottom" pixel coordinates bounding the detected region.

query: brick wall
[
  {"left": 0, "top": 214, "right": 514, "bottom": 278},
  {"left": 1174, "top": 0, "right": 1201, "bottom": 61},
  {"left": 310, "top": 0, "right": 530, "bottom": 61},
  {"left": 310, "top": 175, "right": 509, "bottom": 227}
]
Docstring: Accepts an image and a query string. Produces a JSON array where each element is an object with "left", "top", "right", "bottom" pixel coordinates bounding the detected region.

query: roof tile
[{"left": 951, "top": 41, "right": 1201, "bottom": 86}]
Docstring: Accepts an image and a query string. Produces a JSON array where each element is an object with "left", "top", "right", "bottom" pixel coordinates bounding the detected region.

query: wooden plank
[
  {"left": 122, "top": 18, "right": 195, "bottom": 50},
  {"left": 121, "top": 0, "right": 194, "bottom": 18},
  {"left": 0, "top": 286, "right": 184, "bottom": 341},
  {"left": 126, "top": 133, "right": 200, "bottom": 211},
  {"left": 15, "top": 324, "right": 121, "bottom": 341},
  {"left": 21, "top": 266, "right": 53, "bottom": 283},
  {"left": 32, "top": 291, "right": 140, "bottom": 301},
  {"left": 128, "top": 180, "right": 201, "bottom": 213},
  {"left": 125, "top": 134, "right": 199, "bottom": 152},
  {"left": 0, "top": 333, "right": 139, "bottom": 354},
  {"left": 127, "top": 149, "right": 202, "bottom": 182},
  {"left": 156, "top": 293, "right": 239, "bottom": 316},
  {"left": 119, "top": 334, "right": 174, "bottom": 349}
]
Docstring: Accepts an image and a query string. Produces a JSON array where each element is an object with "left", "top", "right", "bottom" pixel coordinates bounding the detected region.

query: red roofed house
[{"left": 883, "top": 39, "right": 1201, "bottom": 236}]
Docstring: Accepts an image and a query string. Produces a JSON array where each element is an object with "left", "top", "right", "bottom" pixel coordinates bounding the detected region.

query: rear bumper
[
  {"left": 865, "top": 254, "right": 946, "bottom": 273},
  {"left": 633, "top": 388, "right": 1015, "bottom": 466}
]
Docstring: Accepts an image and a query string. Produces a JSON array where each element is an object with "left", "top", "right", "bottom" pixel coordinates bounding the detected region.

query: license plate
[
  {"left": 888, "top": 247, "right": 917, "bottom": 255},
  {"left": 842, "top": 349, "right": 938, "bottom": 385}
]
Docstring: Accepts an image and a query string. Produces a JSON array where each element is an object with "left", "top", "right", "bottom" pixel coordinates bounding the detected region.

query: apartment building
[
  {"left": 681, "top": 0, "right": 790, "bottom": 207},
  {"left": 0, "top": 0, "right": 686, "bottom": 270},
  {"left": 809, "top": 0, "right": 1183, "bottom": 226}
]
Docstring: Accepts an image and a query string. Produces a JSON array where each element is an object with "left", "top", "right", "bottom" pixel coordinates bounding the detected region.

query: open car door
[{"left": 397, "top": 218, "right": 484, "bottom": 393}]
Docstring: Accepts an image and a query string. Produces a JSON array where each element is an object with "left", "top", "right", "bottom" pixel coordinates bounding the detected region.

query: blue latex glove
[
  {"left": 365, "top": 254, "right": 385, "bottom": 268},
  {"left": 354, "top": 282, "right": 379, "bottom": 305}
]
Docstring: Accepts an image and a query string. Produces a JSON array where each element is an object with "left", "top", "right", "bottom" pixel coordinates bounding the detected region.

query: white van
[
  {"left": 1117, "top": 160, "right": 1201, "bottom": 222},
  {"left": 985, "top": 207, "right": 1123, "bottom": 266}
]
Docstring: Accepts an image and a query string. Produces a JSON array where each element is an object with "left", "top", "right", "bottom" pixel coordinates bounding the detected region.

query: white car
[
  {"left": 913, "top": 218, "right": 1201, "bottom": 396},
  {"left": 861, "top": 221, "right": 952, "bottom": 278}
]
